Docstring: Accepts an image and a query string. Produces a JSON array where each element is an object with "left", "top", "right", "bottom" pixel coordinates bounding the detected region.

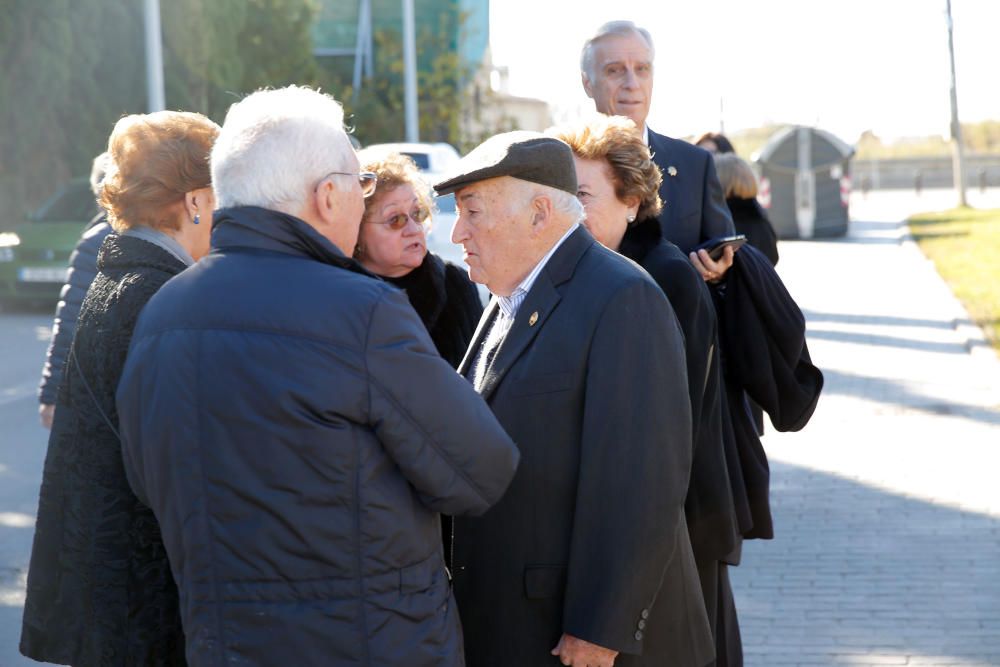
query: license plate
[{"left": 18, "top": 266, "right": 67, "bottom": 283}]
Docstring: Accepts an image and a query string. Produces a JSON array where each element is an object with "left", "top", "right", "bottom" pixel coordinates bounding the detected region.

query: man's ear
[
  {"left": 581, "top": 72, "right": 594, "bottom": 99},
  {"left": 313, "top": 180, "right": 336, "bottom": 224},
  {"left": 530, "top": 195, "right": 553, "bottom": 230}
]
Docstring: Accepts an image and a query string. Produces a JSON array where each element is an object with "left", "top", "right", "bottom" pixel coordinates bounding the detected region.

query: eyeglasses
[
  {"left": 365, "top": 206, "right": 431, "bottom": 231},
  {"left": 316, "top": 171, "right": 379, "bottom": 198}
]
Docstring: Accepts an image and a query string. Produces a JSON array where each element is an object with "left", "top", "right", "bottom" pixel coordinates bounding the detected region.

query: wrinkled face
[
  {"left": 451, "top": 177, "right": 533, "bottom": 297},
  {"left": 573, "top": 156, "right": 635, "bottom": 252},
  {"left": 358, "top": 184, "right": 428, "bottom": 278},
  {"left": 583, "top": 31, "right": 654, "bottom": 129}
]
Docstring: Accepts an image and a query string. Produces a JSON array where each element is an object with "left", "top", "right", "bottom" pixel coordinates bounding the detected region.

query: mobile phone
[{"left": 693, "top": 234, "right": 747, "bottom": 261}]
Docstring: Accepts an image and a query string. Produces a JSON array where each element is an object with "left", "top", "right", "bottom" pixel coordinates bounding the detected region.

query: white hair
[
  {"left": 580, "top": 20, "right": 656, "bottom": 82},
  {"left": 211, "top": 85, "right": 355, "bottom": 214},
  {"left": 518, "top": 181, "right": 585, "bottom": 226},
  {"left": 90, "top": 152, "right": 111, "bottom": 197}
]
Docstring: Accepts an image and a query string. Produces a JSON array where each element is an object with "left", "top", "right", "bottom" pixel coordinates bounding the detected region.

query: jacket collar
[
  {"left": 210, "top": 206, "right": 375, "bottom": 278},
  {"left": 618, "top": 216, "right": 662, "bottom": 265},
  {"left": 459, "top": 225, "right": 596, "bottom": 399}
]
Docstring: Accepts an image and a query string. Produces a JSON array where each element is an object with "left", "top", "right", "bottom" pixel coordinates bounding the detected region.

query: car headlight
[{"left": 0, "top": 232, "right": 18, "bottom": 262}]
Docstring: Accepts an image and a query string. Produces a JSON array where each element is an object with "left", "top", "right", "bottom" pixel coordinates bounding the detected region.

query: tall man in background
[{"left": 580, "top": 20, "right": 736, "bottom": 281}]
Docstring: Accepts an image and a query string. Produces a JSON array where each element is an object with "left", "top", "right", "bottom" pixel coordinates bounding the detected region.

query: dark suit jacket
[
  {"left": 452, "top": 226, "right": 713, "bottom": 667},
  {"left": 647, "top": 128, "right": 735, "bottom": 253}
]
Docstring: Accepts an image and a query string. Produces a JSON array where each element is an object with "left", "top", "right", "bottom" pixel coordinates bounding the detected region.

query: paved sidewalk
[{"left": 731, "top": 193, "right": 1000, "bottom": 666}]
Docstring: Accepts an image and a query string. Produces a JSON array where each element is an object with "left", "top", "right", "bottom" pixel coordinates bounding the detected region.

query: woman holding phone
[{"left": 554, "top": 114, "right": 745, "bottom": 666}]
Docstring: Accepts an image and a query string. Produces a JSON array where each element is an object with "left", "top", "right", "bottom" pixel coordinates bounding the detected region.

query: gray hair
[
  {"left": 580, "top": 20, "right": 656, "bottom": 82},
  {"left": 90, "top": 152, "right": 111, "bottom": 197},
  {"left": 211, "top": 85, "right": 355, "bottom": 214}
]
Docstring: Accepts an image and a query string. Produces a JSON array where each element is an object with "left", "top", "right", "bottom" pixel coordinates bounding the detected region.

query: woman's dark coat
[
  {"left": 38, "top": 214, "right": 113, "bottom": 405},
  {"left": 714, "top": 244, "right": 823, "bottom": 539},
  {"left": 725, "top": 197, "right": 779, "bottom": 266},
  {"left": 115, "top": 207, "right": 519, "bottom": 667},
  {"left": 620, "top": 219, "right": 740, "bottom": 562},
  {"left": 21, "top": 233, "right": 187, "bottom": 667},
  {"left": 385, "top": 251, "right": 483, "bottom": 368}
]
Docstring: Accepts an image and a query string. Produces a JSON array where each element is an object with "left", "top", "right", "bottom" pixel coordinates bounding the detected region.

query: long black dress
[
  {"left": 384, "top": 251, "right": 483, "bottom": 369},
  {"left": 21, "top": 233, "right": 187, "bottom": 667}
]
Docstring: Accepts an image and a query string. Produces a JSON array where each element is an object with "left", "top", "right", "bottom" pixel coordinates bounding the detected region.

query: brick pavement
[{"left": 730, "top": 193, "right": 1000, "bottom": 667}]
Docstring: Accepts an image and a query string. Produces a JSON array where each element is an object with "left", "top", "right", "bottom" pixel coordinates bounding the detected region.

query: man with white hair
[
  {"left": 116, "top": 85, "right": 519, "bottom": 666},
  {"left": 580, "top": 20, "right": 736, "bottom": 283},
  {"left": 436, "top": 132, "right": 712, "bottom": 667}
]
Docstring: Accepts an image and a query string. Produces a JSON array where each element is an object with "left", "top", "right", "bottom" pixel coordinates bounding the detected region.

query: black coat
[
  {"left": 22, "top": 233, "right": 187, "bottom": 667},
  {"left": 37, "top": 214, "right": 113, "bottom": 404},
  {"left": 385, "top": 251, "right": 483, "bottom": 368},
  {"left": 647, "top": 129, "right": 735, "bottom": 253},
  {"left": 620, "top": 219, "right": 740, "bottom": 563},
  {"left": 116, "top": 206, "right": 520, "bottom": 667},
  {"left": 453, "top": 227, "right": 713, "bottom": 667},
  {"left": 725, "top": 197, "right": 779, "bottom": 266},
  {"left": 715, "top": 244, "right": 824, "bottom": 539}
]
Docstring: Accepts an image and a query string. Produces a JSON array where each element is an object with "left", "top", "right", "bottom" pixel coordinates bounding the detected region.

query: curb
[{"left": 900, "top": 227, "right": 998, "bottom": 361}]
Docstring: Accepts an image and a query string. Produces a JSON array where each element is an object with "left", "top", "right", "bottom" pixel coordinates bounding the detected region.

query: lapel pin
[
  {"left": 667, "top": 165, "right": 678, "bottom": 177},
  {"left": 528, "top": 311, "right": 539, "bottom": 327}
]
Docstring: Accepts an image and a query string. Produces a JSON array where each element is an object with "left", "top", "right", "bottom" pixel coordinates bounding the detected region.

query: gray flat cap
[{"left": 433, "top": 131, "right": 577, "bottom": 196}]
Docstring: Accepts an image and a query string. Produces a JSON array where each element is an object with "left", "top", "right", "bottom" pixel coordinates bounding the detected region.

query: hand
[
  {"left": 689, "top": 244, "right": 735, "bottom": 283},
  {"left": 39, "top": 403, "right": 55, "bottom": 429},
  {"left": 551, "top": 633, "right": 618, "bottom": 667}
]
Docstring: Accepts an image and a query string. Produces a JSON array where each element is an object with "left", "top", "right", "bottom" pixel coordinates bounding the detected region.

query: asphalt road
[{"left": 0, "top": 306, "right": 53, "bottom": 666}]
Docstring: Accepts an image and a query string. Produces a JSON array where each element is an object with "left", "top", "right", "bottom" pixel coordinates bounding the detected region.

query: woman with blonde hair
[
  {"left": 354, "top": 150, "right": 482, "bottom": 368},
  {"left": 21, "top": 110, "right": 219, "bottom": 667},
  {"left": 714, "top": 152, "right": 779, "bottom": 266}
]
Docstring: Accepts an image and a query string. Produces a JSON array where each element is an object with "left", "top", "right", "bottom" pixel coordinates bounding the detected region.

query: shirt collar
[
  {"left": 121, "top": 226, "right": 195, "bottom": 267},
  {"left": 642, "top": 125, "right": 649, "bottom": 146},
  {"left": 495, "top": 223, "right": 579, "bottom": 319}
]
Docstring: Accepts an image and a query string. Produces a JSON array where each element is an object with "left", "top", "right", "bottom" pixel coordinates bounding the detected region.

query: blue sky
[{"left": 489, "top": 0, "right": 999, "bottom": 142}]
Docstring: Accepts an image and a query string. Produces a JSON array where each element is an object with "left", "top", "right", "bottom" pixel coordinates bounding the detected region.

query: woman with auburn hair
[
  {"left": 354, "top": 149, "right": 482, "bottom": 368},
  {"left": 555, "top": 113, "right": 746, "bottom": 667},
  {"left": 21, "top": 110, "right": 219, "bottom": 667},
  {"left": 713, "top": 152, "right": 779, "bottom": 266}
]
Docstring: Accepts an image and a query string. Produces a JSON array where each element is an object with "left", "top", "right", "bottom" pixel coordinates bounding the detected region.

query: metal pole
[
  {"left": 402, "top": 0, "right": 419, "bottom": 142},
  {"left": 143, "top": 0, "right": 166, "bottom": 112},
  {"left": 945, "top": 0, "right": 967, "bottom": 207}
]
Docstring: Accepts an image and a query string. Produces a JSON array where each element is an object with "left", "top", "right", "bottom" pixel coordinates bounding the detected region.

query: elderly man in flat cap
[{"left": 436, "top": 131, "right": 713, "bottom": 667}]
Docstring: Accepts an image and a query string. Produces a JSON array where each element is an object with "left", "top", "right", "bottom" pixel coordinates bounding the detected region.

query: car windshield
[
  {"left": 435, "top": 193, "right": 456, "bottom": 213},
  {"left": 401, "top": 152, "right": 431, "bottom": 170},
  {"left": 33, "top": 183, "right": 98, "bottom": 222}
]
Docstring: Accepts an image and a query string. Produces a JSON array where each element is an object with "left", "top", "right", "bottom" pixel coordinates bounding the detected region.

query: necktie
[{"left": 470, "top": 310, "right": 512, "bottom": 392}]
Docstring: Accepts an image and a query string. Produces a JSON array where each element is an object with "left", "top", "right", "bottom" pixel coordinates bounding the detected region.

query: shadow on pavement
[
  {"left": 803, "top": 310, "right": 958, "bottom": 331},
  {"left": 818, "top": 368, "right": 1000, "bottom": 426},
  {"left": 733, "top": 460, "right": 1000, "bottom": 666},
  {"left": 805, "top": 329, "right": 971, "bottom": 356}
]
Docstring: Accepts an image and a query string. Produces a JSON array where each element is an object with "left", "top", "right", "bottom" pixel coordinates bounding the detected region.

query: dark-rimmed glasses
[
  {"left": 316, "top": 171, "right": 378, "bottom": 198},
  {"left": 365, "top": 206, "right": 431, "bottom": 231}
]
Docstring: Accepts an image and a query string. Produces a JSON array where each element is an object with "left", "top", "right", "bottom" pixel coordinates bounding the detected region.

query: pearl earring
[{"left": 626, "top": 215, "right": 636, "bottom": 223}]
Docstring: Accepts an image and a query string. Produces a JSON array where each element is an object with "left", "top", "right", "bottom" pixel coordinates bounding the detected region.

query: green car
[{"left": 0, "top": 179, "right": 100, "bottom": 306}]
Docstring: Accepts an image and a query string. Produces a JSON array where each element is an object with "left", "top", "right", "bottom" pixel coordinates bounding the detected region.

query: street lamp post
[
  {"left": 402, "top": 0, "right": 419, "bottom": 142},
  {"left": 143, "top": 0, "right": 166, "bottom": 112},
  {"left": 945, "top": 0, "right": 967, "bottom": 207}
]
